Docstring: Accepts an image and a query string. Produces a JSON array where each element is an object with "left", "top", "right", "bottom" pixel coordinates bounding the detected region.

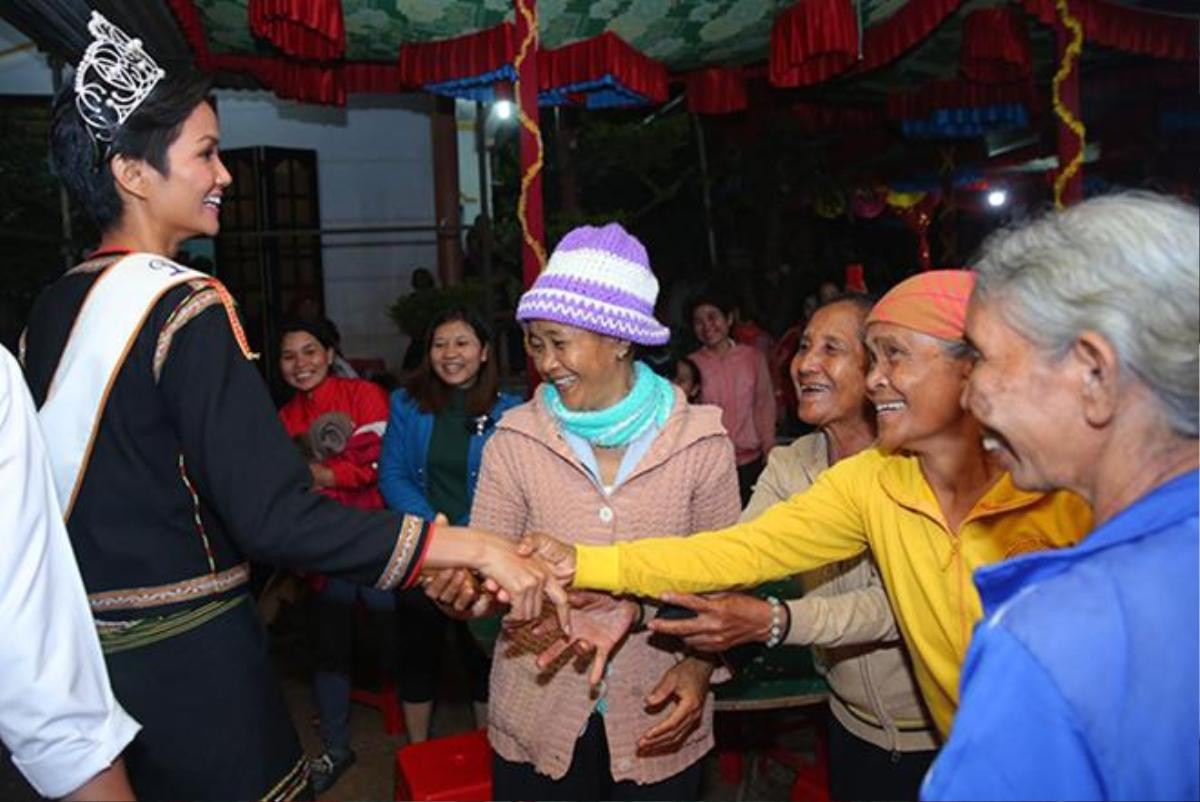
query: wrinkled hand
[
  {"left": 515, "top": 532, "right": 576, "bottom": 584},
  {"left": 529, "top": 591, "right": 637, "bottom": 686},
  {"left": 476, "top": 535, "right": 570, "bottom": 631},
  {"left": 638, "top": 657, "right": 714, "bottom": 754},
  {"left": 422, "top": 568, "right": 495, "bottom": 619},
  {"left": 647, "top": 592, "right": 773, "bottom": 652},
  {"left": 308, "top": 462, "right": 335, "bottom": 489}
]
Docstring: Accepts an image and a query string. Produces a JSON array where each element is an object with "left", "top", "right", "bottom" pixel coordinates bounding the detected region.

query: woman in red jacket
[{"left": 276, "top": 319, "right": 391, "bottom": 794}]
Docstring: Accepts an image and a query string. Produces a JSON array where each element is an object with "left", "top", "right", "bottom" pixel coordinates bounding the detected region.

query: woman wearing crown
[{"left": 19, "top": 13, "right": 566, "bottom": 799}]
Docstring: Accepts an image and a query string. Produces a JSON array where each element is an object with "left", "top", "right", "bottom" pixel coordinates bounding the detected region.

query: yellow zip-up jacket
[{"left": 574, "top": 447, "right": 1093, "bottom": 736}]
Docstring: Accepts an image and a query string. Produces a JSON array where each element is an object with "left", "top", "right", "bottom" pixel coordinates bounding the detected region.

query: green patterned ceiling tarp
[{"left": 194, "top": 0, "right": 914, "bottom": 70}]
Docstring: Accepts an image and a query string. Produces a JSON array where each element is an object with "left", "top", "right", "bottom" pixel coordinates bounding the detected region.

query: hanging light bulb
[{"left": 987, "top": 189, "right": 1008, "bottom": 208}]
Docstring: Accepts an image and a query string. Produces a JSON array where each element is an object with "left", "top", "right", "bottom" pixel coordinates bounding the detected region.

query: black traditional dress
[{"left": 22, "top": 253, "right": 430, "bottom": 800}]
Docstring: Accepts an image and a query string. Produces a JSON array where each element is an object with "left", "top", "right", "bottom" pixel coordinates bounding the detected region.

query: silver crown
[{"left": 73, "top": 11, "right": 165, "bottom": 143}]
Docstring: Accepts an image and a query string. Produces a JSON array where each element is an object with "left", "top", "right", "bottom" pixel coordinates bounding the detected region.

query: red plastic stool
[
  {"left": 394, "top": 728, "right": 492, "bottom": 801},
  {"left": 350, "top": 681, "right": 405, "bottom": 736},
  {"left": 786, "top": 718, "right": 830, "bottom": 802}
]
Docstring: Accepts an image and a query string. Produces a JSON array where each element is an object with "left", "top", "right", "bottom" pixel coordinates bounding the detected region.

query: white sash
[{"left": 39, "top": 254, "right": 207, "bottom": 516}]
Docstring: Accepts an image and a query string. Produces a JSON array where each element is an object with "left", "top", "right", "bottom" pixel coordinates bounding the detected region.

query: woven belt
[
  {"left": 96, "top": 594, "right": 247, "bottom": 654},
  {"left": 88, "top": 562, "right": 250, "bottom": 612}
]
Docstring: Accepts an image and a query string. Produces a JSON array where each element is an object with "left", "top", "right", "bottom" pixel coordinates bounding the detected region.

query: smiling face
[
  {"left": 279, "top": 330, "right": 334, "bottom": 393},
  {"left": 964, "top": 295, "right": 1092, "bottom": 491},
  {"left": 865, "top": 322, "right": 974, "bottom": 454},
  {"left": 692, "top": 303, "right": 732, "bottom": 349},
  {"left": 430, "top": 319, "right": 488, "bottom": 389},
  {"left": 792, "top": 301, "right": 871, "bottom": 429},
  {"left": 525, "top": 319, "right": 632, "bottom": 411},
  {"left": 139, "top": 102, "right": 231, "bottom": 241}
]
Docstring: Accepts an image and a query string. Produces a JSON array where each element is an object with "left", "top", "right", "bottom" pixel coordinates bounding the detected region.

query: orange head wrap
[{"left": 865, "top": 269, "right": 977, "bottom": 341}]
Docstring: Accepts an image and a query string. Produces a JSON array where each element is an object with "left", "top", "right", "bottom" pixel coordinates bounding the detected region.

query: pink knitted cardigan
[{"left": 473, "top": 388, "right": 740, "bottom": 784}]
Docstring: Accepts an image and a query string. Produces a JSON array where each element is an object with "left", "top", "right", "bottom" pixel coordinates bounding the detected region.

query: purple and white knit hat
[{"left": 515, "top": 223, "right": 670, "bottom": 345}]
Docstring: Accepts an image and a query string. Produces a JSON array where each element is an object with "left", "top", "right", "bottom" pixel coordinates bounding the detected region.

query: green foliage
[{"left": 387, "top": 280, "right": 488, "bottom": 340}]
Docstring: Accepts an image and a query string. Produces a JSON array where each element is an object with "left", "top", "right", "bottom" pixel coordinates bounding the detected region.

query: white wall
[
  {"left": 457, "top": 99, "right": 483, "bottom": 228},
  {"left": 0, "top": 14, "right": 437, "bottom": 372},
  {"left": 214, "top": 90, "right": 437, "bottom": 371}
]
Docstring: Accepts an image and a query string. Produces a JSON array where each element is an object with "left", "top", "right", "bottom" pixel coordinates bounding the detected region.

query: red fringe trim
[
  {"left": 769, "top": 0, "right": 859, "bottom": 88},
  {"left": 684, "top": 67, "right": 748, "bottom": 115},
  {"left": 1022, "top": 0, "right": 1197, "bottom": 61},
  {"left": 960, "top": 6, "right": 1032, "bottom": 84},
  {"left": 248, "top": 0, "right": 345, "bottom": 62},
  {"left": 397, "top": 23, "right": 516, "bottom": 88},
  {"left": 887, "top": 79, "right": 1037, "bottom": 121},
  {"left": 541, "top": 32, "right": 668, "bottom": 104}
]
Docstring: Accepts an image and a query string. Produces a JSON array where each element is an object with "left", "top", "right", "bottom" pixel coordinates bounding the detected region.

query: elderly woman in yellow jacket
[{"left": 519, "top": 270, "right": 1093, "bottom": 739}]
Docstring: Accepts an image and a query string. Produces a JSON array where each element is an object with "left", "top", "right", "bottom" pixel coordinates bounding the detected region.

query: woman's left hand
[
  {"left": 308, "top": 462, "right": 335, "bottom": 488},
  {"left": 637, "top": 656, "right": 714, "bottom": 754},
  {"left": 530, "top": 591, "right": 637, "bottom": 686}
]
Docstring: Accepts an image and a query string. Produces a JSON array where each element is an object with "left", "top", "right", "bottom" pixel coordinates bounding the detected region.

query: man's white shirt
[{"left": 0, "top": 346, "right": 139, "bottom": 797}]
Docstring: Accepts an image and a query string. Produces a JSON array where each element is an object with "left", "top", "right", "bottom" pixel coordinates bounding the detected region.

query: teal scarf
[{"left": 543, "top": 361, "right": 675, "bottom": 448}]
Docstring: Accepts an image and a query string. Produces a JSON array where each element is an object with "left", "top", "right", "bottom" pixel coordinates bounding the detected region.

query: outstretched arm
[{"left": 568, "top": 460, "right": 872, "bottom": 598}]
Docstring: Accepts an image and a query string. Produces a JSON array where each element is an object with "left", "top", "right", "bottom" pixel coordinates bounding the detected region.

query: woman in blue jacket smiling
[{"left": 380, "top": 306, "right": 521, "bottom": 741}]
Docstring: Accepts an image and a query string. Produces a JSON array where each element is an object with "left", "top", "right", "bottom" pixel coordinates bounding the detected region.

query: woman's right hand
[
  {"left": 647, "top": 591, "right": 774, "bottom": 652},
  {"left": 422, "top": 526, "right": 570, "bottom": 632},
  {"left": 475, "top": 534, "right": 570, "bottom": 630}
]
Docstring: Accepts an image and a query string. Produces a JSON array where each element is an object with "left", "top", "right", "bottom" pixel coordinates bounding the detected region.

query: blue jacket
[
  {"left": 378, "top": 389, "right": 522, "bottom": 525},
  {"left": 923, "top": 470, "right": 1199, "bottom": 802}
]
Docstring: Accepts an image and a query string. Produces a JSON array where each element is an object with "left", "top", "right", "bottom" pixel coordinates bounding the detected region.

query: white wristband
[{"left": 765, "top": 595, "right": 784, "bottom": 648}]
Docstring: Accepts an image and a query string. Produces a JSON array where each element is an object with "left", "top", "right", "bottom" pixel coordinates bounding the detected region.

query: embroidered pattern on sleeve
[
  {"left": 153, "top": 279, "right": 258, "bottom": 382},
  {"left": 376, "top": 514, "right": 431, "bottom": 590}
]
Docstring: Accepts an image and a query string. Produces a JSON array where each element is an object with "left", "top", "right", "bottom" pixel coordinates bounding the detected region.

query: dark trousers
[
  {"left": 311, "top": 578, "right": 395, "bottom": 755},
  {"left": 492, "top": 713, "right": 703, "bottom": 801},
  {"left": 736, "top": 457, "right": 765, "bottom": 507},
  {"left": 394, "top": 588, "right": 491, "bottom": 702},
  {"left": 827, "top": 713, "right": 938, "bottom": 802}
]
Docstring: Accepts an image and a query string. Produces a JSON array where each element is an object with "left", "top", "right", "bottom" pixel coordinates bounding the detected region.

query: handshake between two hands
[{"left": 420, "top": 530, "right": 776, "bottom": 684}]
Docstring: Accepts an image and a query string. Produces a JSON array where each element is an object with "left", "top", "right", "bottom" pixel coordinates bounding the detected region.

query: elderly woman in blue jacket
[{"left": 380, "top": 306, "right": 521, "bottom": 741}]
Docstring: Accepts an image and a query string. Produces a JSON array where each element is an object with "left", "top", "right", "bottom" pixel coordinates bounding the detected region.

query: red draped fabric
[
  {"left": 853, "top": 0, "right": 962, "bottom": 73},
  {"left": 960, "top": 6, "right": 1031, "bottom": 83},
  {"left": 248, "top": 0, "right": 345, "bottom": 61},
  {"left": 343, "top": 62, "right": 405, "bottom": 94},
  {"left": 684, "top": 67, "right": 748, "bottom": 114},
  {"left": 541, "top": 32, "right": 668, "bottom": 103},
  {"left": 886, "top": 79, "right": 1036, "bottom": 120},
  {"left": 166, "top": 0, "right": 403, "bottom": 104},
  {"left": 1023, "top": 0, "right": 1197, "bottom": 60},
  {"left": 769, "top": 0, "right": 858, "bottom": 87},
  {"left": 165, "top": 0, "right": 215, "bottom": 70},
  {"left": 790, "top": 101, "right": 885, "bottom": 131},
  {"left": 396, "top": 23, "right": 515, "bottom": 87}
]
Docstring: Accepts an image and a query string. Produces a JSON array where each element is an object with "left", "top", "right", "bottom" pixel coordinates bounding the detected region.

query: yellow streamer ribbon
[
  {"left": 1052, "top": 0, "right": 1086, "bottom": 209},
  {"left": 514, "top": 0, "right": 548, "bottom": 271},
  {"left": 885, "top": 189, "right": 927, "bottom": 210}
]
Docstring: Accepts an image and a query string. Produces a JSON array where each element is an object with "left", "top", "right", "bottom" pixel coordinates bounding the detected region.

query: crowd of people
[{"left": 2, "top": 10, "right": 1197, "bottom": 802}]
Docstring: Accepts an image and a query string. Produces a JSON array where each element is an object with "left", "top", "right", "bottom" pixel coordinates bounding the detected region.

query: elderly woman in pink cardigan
[{"left": 452, "top": 223, "right": 740, "bottom": 800}]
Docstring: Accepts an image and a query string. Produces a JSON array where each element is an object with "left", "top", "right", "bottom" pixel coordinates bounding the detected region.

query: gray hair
[{"left": 973, "top": 191, "right": 1199, "bottom": 436}]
